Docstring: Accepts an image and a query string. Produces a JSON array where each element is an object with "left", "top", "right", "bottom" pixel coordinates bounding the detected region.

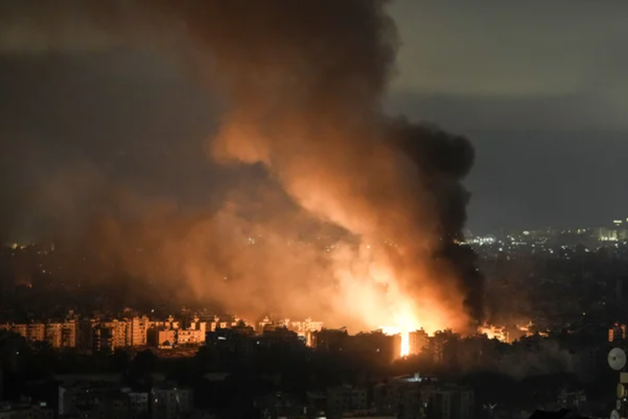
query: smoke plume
[{"left": 0, "top": 1, "right": 483, "bottom": 332}]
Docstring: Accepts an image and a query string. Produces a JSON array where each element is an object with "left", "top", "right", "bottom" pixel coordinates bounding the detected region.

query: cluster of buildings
[
  {"left": 0, "top": 319, "right": 79, "bottom": 348},
  {"left": 0, "top": 315, "right": 203, "bottom": 352},
  {"left": 609, "top": 323, "right": 627, "bottom": 342},
  {"left": 468, "top": 217, "right": 628, "bottom": 252},
  {"left": 0, "top": 314, "right": 324, "bottom": 353},
  {"left": 56, "top": 376, "right": 194, "bottom": 419},
  {"left": 257, "top": 317, "right": 323, "bottom": 346},
  {"left": 93, "top": 315, "right": 207, "bottom": 351},
  {"left": 258, "top": 376, "right": 473, "bottom": 419},
  {"left": 0, "top": 400, "right": 53, "bottom": 419},
  {"left": 373, "top": 375, "right": 473, "bottom": 419},
  {"left": 0, "top": 375, "right": 195, "bottom": 419},
  {"left": 13, "top": 374, "right": 475, "bottom": 419},
  {"left": 0, "top": 374, "right": 473, "bottom": 419}
]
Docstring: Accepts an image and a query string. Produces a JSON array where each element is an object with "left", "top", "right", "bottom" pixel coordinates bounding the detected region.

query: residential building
[
  {"left": 148, "top": 329, "right": 176, "bottom": 348},
  {"left": 126, "top": 317, "right": 150, "bottom": 347},
  {"left": 45, "top": 323, "right": 62, "bottom": 348},
  {"left": 61, "top": 320, "right": 78, "bottom": 348},
  {"left": 151, "top": 386, "right": 194, "bottom": 419},
  {"left": 27, "top": 323, "right": 45, "bottom": 342},
  {"left": 326, "top": 385, "right": 368, "bottom": 418},
  {"left": 0, "top": 402, "right": 54, "bottom": 419},
  {"left": 177, "top": 329, "right": 205, "bottom": 345},
  {"left": 409, "top": 330, "right": 429, "bottom": 355},
  {"left": 93, "top": 325, "right": 115, "bottom": 353},
  {"left": 609, "top": 323, "right": 626, "bottom": 342},
  {"left": 374, "top": 376, "right": 473, "bottom": 419}
]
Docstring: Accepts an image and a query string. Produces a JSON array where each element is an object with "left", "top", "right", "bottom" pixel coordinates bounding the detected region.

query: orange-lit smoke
[{"left": 0, "top": 0, "right": 483, "bottom": 336}]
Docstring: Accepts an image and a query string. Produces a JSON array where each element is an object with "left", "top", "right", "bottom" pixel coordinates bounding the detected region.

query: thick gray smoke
[{"left": 0, "top": 0, "right": 483, "bottom": 331}]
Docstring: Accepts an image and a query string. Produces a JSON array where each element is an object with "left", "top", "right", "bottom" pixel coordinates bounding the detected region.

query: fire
[
  {"left": 381, "top": 326, "right": 411, "bottom": 357},
  {"left": 380, "top": 303, "right": 423, "bottom": 358},
  {"left": 331, "top": 242, "right": 462, "bottom": 358},
  {"left": 478, "top": 322, "right": 535, "bottom": 343}
]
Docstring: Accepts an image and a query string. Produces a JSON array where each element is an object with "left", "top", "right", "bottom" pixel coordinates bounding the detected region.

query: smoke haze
[{"left": 0, "top": 1, "right": 483, "bottom": 332}]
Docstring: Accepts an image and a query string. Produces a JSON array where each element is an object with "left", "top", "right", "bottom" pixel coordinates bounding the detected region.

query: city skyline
[{"left": 1, "top": 3, "right": 627, "bottom": 418}]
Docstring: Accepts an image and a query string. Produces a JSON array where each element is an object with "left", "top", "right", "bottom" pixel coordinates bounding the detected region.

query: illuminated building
[
  {"left": 175, "top": 316, "right": 207, "bottom": 345},
  {"left": 189, "top": 316, "right": 207, "bottom": 333},
  {"left": 176, "top": 329, "right": 205, "bottom": 345},
  {"left": 45, "top": 323, "right": 62, "bottom": 348},
  {"left": 92, "top": 325, "right": 115, "bottom": 353},
  {"left": 207, "top": 315, "right": 233, "bottom": 332},
  {"left": 609, "top": 323, "right": 627, "bottom": 342},
  {"left": 126, "top": 316, "right": 150, "bottom": 346},
  {"left": 148, "top": 315, "right": 206, "bottom": 346},
  {"left": 258, "top": 317, "right": 323, "bottom": 346},
  {"left": 289, "top": 318, "right": 324, "bottom": 346},
  {"left": 27, "top": 323, "right": 45, "bottom": 342},
  {"left": 61, "top": 320, "right": 78, "bottom": 348},
  {"left": 87, "top": 317, "right": 151, "bottom": 348},
  {"left": 147, "top": 329, "right": 176, "bottom": 347},
  {"left": 409, "top": 329, "right": 429, "bottom": 355},
  {"left": 96, "top": 321, "right": 128, "bottom": 348},
  {"left": 1, "top": 322, "right": 77, "bottom": 348}
]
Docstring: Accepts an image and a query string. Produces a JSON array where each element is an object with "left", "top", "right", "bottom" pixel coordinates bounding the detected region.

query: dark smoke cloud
[
  {"left": 387, "top": 119, "right": 483, "bottom": 322},
  {"left": 0, "top": 0, "right": 483, "bottom": 331}
]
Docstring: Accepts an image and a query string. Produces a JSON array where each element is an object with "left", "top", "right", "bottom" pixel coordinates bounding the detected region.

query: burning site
[{"left": 0, "top": 1, "right": 484, "bottom": 353}]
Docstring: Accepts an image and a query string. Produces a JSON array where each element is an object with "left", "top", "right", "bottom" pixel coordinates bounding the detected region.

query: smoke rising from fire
[{"left": 0, "top": 1, "right": 483, "bottom": 332}]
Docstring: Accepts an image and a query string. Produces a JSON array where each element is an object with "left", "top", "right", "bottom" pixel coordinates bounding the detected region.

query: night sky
[{"left": 1, "top": 2, "right": 628, "bottom": 240}]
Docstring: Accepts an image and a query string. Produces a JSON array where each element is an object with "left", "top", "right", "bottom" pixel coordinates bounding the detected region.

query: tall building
[
  {"left": 45, "top": 323, "right": 62, "bottom": 348},
  {"left": 93, "top": 325, "right": 115, "bottom": 353},
  {"left": 61, "top": 320, "right": 78, "bottom": 348},
  {"left": 126, "top": 316, "right": 150, "bottom": 346},
  {"left": 27, "top": 323, "right": 45, "bottom": 342},
  {"left": 409, "top": 329, "right": 429, "bottom": 355}
]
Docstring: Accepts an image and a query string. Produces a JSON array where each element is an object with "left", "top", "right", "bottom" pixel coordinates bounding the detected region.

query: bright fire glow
[
  {"left": 380, "top": 326, "right": 411, "bottom": 357},
  {"left": 479, "top": 322, "right": 534, "bottom": 343},
  {"left": 379, "top": 300, "right": 425, "bottom": 358}
]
